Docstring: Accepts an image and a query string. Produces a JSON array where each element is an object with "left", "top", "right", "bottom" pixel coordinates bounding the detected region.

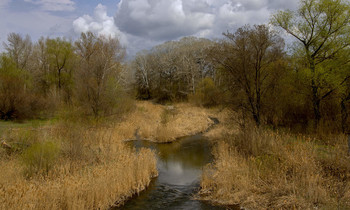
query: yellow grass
[
  {"left": 204, "top": 107, "right": 239, "bottom": 140},
  {"left": 116, "top": 101, "right": 214, "bottom": 142},
  {"left": 0, "top": 123, "right": 157, "bottom": 209},
  {"left": 199, "top": 126, "right": 350, "bottom": 209}
]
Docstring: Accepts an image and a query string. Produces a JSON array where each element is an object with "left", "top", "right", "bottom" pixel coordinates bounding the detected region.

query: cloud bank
[{"left": 73, "top": 0, "right": 299, "bottom": 56}]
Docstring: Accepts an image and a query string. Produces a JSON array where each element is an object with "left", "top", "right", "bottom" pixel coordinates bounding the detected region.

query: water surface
[{"left": 116, "top": 134, "right": 228, "bottom": 210}]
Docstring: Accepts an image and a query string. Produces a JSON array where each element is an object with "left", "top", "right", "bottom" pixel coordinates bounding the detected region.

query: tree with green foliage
[
  {"left": 0, "top": 54, "right": 33, "bottom": 119},
  {"left": 271, "top": 0, "right": 350, "bottom": 128},
  {"left": 45, "top": 37, "right": 75, "bottom": 92}
]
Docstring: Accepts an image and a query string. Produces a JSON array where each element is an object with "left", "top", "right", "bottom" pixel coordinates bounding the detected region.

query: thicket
[{"left": 0, "top": 32, "right": 130, "bottom": 121}]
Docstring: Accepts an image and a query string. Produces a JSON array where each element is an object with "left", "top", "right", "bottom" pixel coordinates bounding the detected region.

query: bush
[
  {"left": 189, "top": 77, "right": 219, "bottom": 107},
  {"left": 21, "top": 141, "right": 60, "bottom": 177}
]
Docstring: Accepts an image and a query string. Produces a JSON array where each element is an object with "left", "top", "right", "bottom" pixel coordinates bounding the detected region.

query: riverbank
[
  {"left": 199, "top": 124, "right": 350, "bottom": 209},
  {"left": 0, "top": 124, "right": 158, "bottom": 209}
]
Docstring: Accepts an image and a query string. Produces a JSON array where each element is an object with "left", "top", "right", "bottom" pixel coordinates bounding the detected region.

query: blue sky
[
  {"left": 0, "top": 0, "right": 119, "bottom": 41},
  {"left": 0, "top": 0, "right": 299, "bottom": 56}
]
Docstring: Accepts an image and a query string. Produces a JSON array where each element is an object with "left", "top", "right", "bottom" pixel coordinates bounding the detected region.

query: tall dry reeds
[
  {"left": 114, "top": 101, "right": 213, "bottom": 142},
  {"left": 199, "top": 126, "right": 350, "bottom": 209},
  {"left": 0, "top": 123, "right": 158, "bottom": 209}
]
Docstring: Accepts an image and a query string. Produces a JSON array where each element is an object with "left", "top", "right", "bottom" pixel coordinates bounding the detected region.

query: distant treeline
[
  {"left": 1, "top": 0, "right": 350, "bottom": 132},
  {"left": 0, "top": 32, "right": 128, "bottom": 120}
]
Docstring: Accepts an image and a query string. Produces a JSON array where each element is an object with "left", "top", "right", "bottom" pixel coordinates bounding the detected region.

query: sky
[{"left": 0, "top": 0, "right": 299, "bottom": 56}]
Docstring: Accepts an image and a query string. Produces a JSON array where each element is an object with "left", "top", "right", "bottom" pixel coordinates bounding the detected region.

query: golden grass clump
[
  {"left": 0, "top": 123, "right": 158, "bottom": 210},
  {"left": 115, "top": 101, "right": 213, "bottom": 142},
  {"left": 204, "top": 108, "right": 239, "bottom": 140},
  {"left": 199, "top": 127, "right": 350, "bottom": 209}
]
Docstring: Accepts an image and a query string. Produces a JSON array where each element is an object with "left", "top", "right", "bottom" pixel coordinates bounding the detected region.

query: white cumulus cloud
[
  {"left": 73, "top": 0, "right": 299, "bottom": 56},
  {"left": 73, "top": 4, "right": 128, "bottom": 46},
  {"left": 115, "top": 0, "right": 216, "bottom": 40}
]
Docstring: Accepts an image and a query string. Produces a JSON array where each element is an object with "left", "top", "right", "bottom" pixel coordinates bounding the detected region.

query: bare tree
[
  {"left": 75, "top": 32, "right": 125, "bottom": 118},
  {"left": 212, "top": 25, "right": 285, "bottom": 126},
  {"left": 3, "top": 33, "right": 32, "bottom": 70},
  {"left": 132, "top": 36, "right": 215, "bottom": 102}
]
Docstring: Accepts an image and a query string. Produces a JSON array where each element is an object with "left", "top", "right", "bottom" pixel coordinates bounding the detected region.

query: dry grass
[
  {"left": 199, "top": 126, "right": 350, "bottom": 209},
  {"left": 0, "top": 100, "right": 215, "bottom": 209},
  {"left": 204, "top": 107, "right": 239, "bottom": 140},
  {"left": 0, "top": 123, "right": 157, "bottom": 210},
  {"left": 116, "top": 101, "right": 214, "bottom": 142}
]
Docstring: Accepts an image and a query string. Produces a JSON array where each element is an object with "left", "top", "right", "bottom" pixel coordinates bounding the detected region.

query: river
[{"left": 114, "top": 129, "right": 236, "bottom": 210}]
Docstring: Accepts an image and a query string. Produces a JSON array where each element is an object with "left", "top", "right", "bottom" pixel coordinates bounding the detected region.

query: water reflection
[{"left": 116, "top": 134, "right": 226, "bottom": 210}]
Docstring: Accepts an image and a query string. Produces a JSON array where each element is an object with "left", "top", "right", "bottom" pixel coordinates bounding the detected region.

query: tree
[
  {"left": 271, "top": 0, "right": 350, "bottom": 128},
  {"left": 31, "top": 37, "right": 51, "bottom": 95},
  {"left": 0, "top": 54, "right": 33, "bottom": 119},
  {"left": 45, "top": 37, "right": 75, "bottom": 92},
  {"left": 190, "top": 77, "right": 219, "bottom": 107},
  {"left": 75, "top": 32, "right": 125, "bottom": 118},
  {"left": 3, "top": 33, "right": 32, "bottom": 70},
  {"left": 132, "top": 37, "right": 215, "bottom": 102},
  {"left": 211, "top": 25, "right": 285, "bottom": 126},
  {"left": 133, "top": 51, "right": 154, "bottom": 99}
]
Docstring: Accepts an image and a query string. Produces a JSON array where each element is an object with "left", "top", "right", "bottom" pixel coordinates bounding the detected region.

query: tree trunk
[
  {"left": 341, "top": 99, "right": 348, "bottom": 133},
  {"left": 312, "top": 87, "right": 321, "bottom": 129},
  {"left": 58, "top": 68, "right": 61, "bottom": 90},
  {"left": 309, "top": 53, "right": 321, "bottom": 129},
  {"left": 253, "top": 112, "right": 260, "bottom": 126}
]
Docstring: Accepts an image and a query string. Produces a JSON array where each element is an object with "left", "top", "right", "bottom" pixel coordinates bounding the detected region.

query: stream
[{"left": 115, "top": 124, "right": 236, "bottom": 210}]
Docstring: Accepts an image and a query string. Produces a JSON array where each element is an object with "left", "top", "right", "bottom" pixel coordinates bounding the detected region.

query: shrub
[
  {"left": 189, "top": 77, "right": 219, "bottom": 107},
  {"left": 21, "top": 141, "right": 60, "bottom": 177}
]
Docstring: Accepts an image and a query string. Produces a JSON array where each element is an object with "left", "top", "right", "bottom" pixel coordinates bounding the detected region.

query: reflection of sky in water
[
  {"left": 158, "top": 160, "right": 200, "bottom": 185},
  {"left": 119, "top": 136, "right": 229, "bottom": 210}
]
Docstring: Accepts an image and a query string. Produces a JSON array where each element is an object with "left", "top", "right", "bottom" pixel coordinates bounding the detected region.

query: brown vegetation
[
  {"left": 199, "top": 126, "right": 350, "bottom": 209},
  {"left": 0, "top": 122, "right": 157, "bottom": 209},
  {"left": 116, "top": 101, "right": 214, "bottom": 142}
]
